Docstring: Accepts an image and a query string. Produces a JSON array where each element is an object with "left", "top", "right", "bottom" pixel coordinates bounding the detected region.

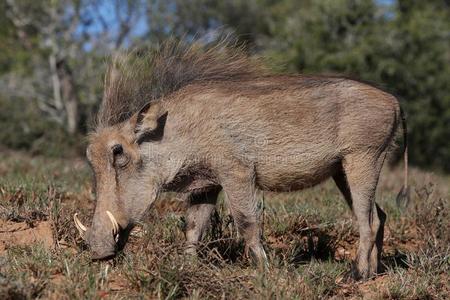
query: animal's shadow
[
  {"left": 196, "top": 213, "right": 411, "bottom": 273},
  {"left": 380, "top": 250, "right": 409, "bottom": 272},
  {"left": 197, "top": 213, "right": 340, "bottom": 266}
]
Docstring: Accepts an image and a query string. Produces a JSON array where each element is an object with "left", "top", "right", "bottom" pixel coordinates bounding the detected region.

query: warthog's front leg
[
  {"left": 184, "top": 187, "right": 221, "bottom": 255},
  {"left": 220, "top": 166, "right": 267, "bottom": 267}
]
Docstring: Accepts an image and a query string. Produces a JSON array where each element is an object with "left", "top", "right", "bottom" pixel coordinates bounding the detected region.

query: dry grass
[{"left": 0, "top": 151, "right": 449, "bottom": 299}]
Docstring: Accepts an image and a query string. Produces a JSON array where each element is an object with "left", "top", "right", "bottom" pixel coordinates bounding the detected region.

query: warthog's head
[{"left": 74, "top": 102, "right": 168, "bottom": 260}]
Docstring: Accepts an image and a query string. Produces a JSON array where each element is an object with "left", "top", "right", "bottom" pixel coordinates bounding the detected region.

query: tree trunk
[{"left": 57, "top": 59, "right": 79, "bottom": 134}]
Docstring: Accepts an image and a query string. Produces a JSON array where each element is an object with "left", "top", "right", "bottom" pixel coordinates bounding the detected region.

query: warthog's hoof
[{"left": 346, "top": 262, "right": 378, "bottom": 282}]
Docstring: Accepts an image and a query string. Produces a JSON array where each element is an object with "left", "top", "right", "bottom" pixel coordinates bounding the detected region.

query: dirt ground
[{"left": 0, "top": 220, "right": 54, "bottom": 253}]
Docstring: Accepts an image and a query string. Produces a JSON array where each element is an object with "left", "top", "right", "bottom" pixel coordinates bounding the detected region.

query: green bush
[{"left": 0, "top": 97, "right": 85, "bottom": 157}]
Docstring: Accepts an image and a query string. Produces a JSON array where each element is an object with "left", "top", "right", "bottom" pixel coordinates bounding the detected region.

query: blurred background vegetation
[{"left": 0, "top": 0, "right": 449, "bottom": 172}]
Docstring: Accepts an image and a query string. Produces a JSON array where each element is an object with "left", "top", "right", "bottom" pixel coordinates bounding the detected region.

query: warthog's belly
[{"left": 254, "top": 152, "right": 341, "bottom": 192}]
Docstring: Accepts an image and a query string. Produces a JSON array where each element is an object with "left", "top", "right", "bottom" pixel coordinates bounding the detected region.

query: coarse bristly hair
[{"left": 95, "top": 36, "right": 265, "bottom": 129}]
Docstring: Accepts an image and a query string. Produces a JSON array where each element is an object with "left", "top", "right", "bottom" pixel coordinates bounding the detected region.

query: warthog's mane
[{"left": 95, "top": 37, "right": 264, "bottom": 129}]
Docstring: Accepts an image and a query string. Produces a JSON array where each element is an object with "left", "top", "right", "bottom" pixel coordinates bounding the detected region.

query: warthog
[{"left": 74, "top": 39, "right": 408, "bottom": 280}]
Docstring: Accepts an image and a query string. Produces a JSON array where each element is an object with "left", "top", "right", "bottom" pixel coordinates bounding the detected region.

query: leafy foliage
[
  {"left": 147, "top": 0, "right": 450, "bottom": 172},
  {"left": 0, "top": 97, "right": 84, "bottom": 157},
  {"left": 0, "top": 0, "right": 449, "bottom": 171}
]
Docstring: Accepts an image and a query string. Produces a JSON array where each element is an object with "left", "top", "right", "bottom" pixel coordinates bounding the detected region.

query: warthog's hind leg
[
  {"left": 184, "top": 187, "right": 221, "bottom": 255},
  {"left": 337, "top": 151, "right": 387, "bottom": 280}
]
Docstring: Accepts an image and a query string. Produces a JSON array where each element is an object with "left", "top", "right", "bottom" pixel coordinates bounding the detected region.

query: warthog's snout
[
  {"left": 74, "top": 211, "right": 121, "bottom": 260},
  {"left": 90, "top": 244, "right": 116, "bottom": 261}
]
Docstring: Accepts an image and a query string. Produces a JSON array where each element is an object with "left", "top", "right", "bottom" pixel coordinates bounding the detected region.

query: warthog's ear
[{"left": 133, "top": 102, "right": 168, "bottom": 143}]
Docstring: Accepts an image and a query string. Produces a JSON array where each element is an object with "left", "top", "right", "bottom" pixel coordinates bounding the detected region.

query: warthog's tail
[{"left": 396, "top": 107, "right": 410, "bottom": 208}]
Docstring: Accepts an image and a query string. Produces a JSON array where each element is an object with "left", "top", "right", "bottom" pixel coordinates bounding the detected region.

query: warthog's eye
[
  {"left": 112, "top": 144, "right": 123, "bottom": 156},
  {"left": 112, "top": 144, "right": 129, "bottom": 168}
]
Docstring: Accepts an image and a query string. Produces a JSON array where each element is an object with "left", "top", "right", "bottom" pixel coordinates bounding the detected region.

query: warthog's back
[{"left": 164, "top": 75, "right": 400, "bottom": 192}]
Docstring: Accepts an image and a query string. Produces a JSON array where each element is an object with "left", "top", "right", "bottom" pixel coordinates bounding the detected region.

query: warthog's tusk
[
  {"left": 106, "top": 210, "right": 119, "bottom": 235},
  {"left": 73, "top": 213, "right": 87, "bottom": 239}
]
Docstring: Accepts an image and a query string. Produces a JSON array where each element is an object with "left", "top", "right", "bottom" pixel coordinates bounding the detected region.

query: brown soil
[{"left": 0, "top": 220, "right": 54, "bottom": 253}]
